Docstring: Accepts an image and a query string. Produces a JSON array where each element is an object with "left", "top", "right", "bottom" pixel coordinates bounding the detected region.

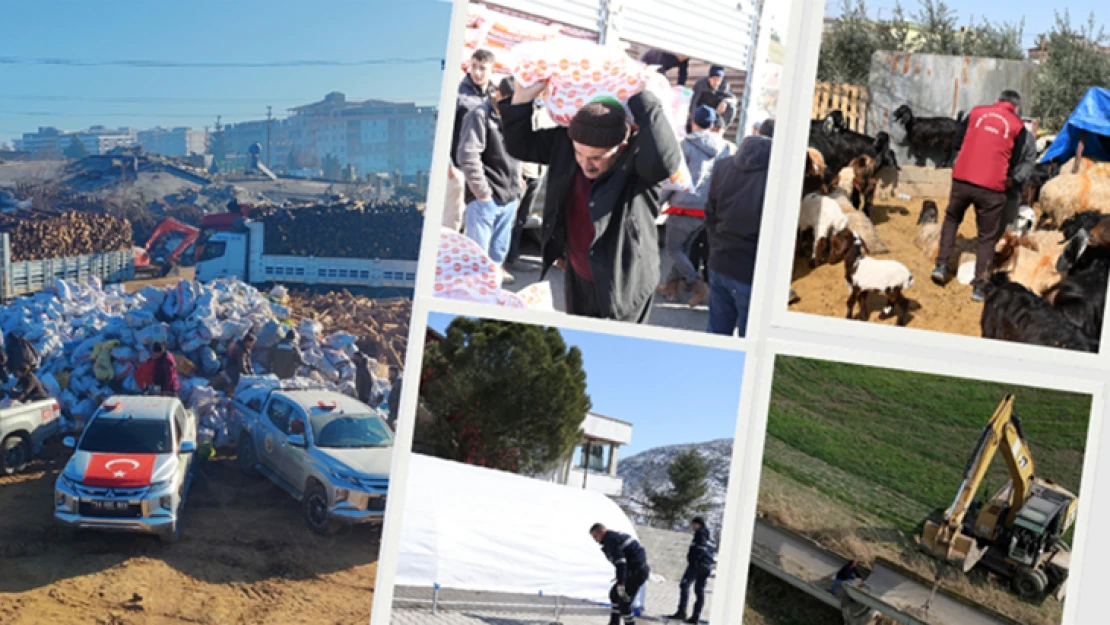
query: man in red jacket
[
  {"left": 932, "top": 90, "right": 1026, "bottom": 302},
  {"left": 134, "top": 342, "right": 179, "bottom": 397}
]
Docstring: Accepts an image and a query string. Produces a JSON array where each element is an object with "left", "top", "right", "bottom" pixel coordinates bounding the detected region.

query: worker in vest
[
  {"left": 931, "top": 90, "right": 1027, "bottom": 302},
  {"left": 591, "top": 523, "right": 650, "bottom": 625}
]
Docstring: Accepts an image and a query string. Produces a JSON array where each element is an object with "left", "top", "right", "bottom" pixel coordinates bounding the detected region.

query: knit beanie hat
[
  {"left": 710, "top": 65, "right": 726, "bottom": 78},
  {"left": 759, "top": 118, "right": 776, "bottom": 138},
  {"left": 568, "top": 97, "right": 630, "bottom": 148},
  {"left": 693, "top": 105, "right": 718, "bottom": 130}
]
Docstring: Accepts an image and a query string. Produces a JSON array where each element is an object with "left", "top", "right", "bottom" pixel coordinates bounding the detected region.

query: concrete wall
[{"left": 866, "top": 51, "right": 1036, "bottom": 167}]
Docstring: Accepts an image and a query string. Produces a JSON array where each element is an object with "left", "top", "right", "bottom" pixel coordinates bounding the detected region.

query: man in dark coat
[
  {"left": 640, "top": 48, "right": 690, "bottom": 87},
  {"left": 591, "top": 523, "right": 650, "bottom": 625},
  {"left": 500, "top": 80, "right": 684, "bottom": 322},
  {"left": 268, "top": 330, "right": 307, "bottom": 380},
  {"left": 225, "top": 333, "right": 256, "bottom": 390},
  {"left": 8, "top": 367, "right": 48, "bottom": 402},
  {"left": 687, "top": 66, "right": 737, "bottom": 134},
  {"left": 450, "top": 48, "right": 496, "bottom": 169},
  {"left": 387, "top": 366, "right": 402, "bottom": 430},
  {"left": 670, "top": 517, "right": 716, "bottom": 623},
  {"left": 704, "top": 118, "right": 774, "bottom": 336},
  {"left": 351, "top": 351, "right": 377, "bottom": 406},
  {"left": 830, "top": 559, "right": 863, "bottom": 596}
]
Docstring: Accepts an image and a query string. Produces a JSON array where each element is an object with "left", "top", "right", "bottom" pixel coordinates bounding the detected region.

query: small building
[{"left": 549, "top": 412, "right": 633, "bottom": 497}]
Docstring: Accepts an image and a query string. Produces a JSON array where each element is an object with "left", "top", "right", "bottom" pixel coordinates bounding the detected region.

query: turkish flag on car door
[{"left": 83, "top": 454, "right": 158, "bottom": 487}]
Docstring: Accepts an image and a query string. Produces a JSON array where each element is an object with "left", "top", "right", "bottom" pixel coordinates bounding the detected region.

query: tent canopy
[
  {"left": 395, "top": 453, "right": 644, "bottom": 606},
  {"left": 1041, "top": 87, "right": 1110, "bottom": 164}
]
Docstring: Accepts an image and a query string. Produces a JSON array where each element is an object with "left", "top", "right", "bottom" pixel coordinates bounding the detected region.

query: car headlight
[
  {"left": 59, "top": 474, "right": 78, "bottom": 489},
  {"left": 149, "top": 479, "right": 170, "bottom": 492}
]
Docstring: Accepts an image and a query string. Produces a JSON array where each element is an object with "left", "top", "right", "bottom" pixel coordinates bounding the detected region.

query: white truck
[
  {"left": 54, "top": 396, "right": 197, "bottom": 543},
  {"left": 194, "top": 219, "right": 418, "bottom": 291},
  {"left": 0, "top": 397, "right": 62, "bottom": 474},
  {"left": 231, "top": 388, "right": 392, "bottom": 536}
]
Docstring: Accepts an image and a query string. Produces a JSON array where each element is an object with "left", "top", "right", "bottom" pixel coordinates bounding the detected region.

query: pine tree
[
  {"left": 419, "top": 318, "right": 591, "bottom": 474},
  {"left": 64, "top": 136, "right": 89, "bottom": 160},
  {"left": 644, "top": 450, "right": 711, "bottom": 529}
]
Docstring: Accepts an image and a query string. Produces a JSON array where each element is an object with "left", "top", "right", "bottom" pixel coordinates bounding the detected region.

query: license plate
[{"left": 90, "top": 500, "right": 130, "bottom": 511}]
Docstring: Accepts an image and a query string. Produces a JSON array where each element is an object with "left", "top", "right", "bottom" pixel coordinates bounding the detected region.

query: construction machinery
[
  {"left": 921, "top": 394, "right": 1079, "bottom": 601},
  {"left": 133, "top": 218, "right": 200, "bottom": 278}
]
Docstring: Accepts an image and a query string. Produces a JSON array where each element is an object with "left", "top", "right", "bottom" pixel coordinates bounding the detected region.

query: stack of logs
[
  {"left": 287, "top": 289, "right": 411, "bottom": 368},
  {"left": 0, "top": 210, "right": 132, "bottom": 262},
  {"left": 260, "top": 200, "right": 423, "bottom": 260}
]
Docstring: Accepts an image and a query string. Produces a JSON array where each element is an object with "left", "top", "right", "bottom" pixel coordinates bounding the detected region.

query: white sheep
[
  {"left": 798, "top": 192, "right": 849, "bottom": 266},
  {"left": 843, "top": 232, "right": 914, "bottom": 326}
]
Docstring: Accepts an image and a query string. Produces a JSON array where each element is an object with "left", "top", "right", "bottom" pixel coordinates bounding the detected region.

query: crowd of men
[{"left": 445, "top": 45, "right": 766, "bottom": 336}]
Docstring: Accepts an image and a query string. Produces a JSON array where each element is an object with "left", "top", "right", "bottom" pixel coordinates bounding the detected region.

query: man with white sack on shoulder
[{"left": 499, "top": 79, "right": 684, "bottom": 323}]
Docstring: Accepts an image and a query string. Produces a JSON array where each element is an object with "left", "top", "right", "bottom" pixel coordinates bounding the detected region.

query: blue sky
[
  {"left": 0, "top": 1, "right": 452, "bottom": 143},
  {"left": 426, "top": 314, "right": 747, "bottom": 457},
  {"left": 828, "top": 0, "right": 1106, "bottom": 49}
]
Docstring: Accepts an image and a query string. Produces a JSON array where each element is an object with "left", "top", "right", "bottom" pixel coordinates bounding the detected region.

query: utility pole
[{"left": 266, "top": 105, "right": 273, "bottom": 168}]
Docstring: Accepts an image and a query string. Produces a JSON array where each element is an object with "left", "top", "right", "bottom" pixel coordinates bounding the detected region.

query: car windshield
[
  {"left": 198, "top": 240, "right": 226, "bottom": 261},
  {"left": 79, "top": 418, "right": 171, "bottom": 454},
  {"left": 309, "top": 413, "right": 393, "bottom": 449}
]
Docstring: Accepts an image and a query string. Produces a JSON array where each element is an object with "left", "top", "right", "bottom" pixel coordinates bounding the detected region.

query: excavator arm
[{"left": 921, "top": 394, "right": 1035, "bottom": 571}]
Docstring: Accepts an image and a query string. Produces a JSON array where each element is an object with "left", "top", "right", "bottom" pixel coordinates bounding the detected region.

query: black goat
[
  {"left": 981, "top": 272, "right": 1098, "bottom": 352},
  {"left": 808, "top": 111, "right": 900, "bottom": 211},
  {"left": 1046, "top": 223, "right": 1110, "bottom": 345},
  {"left": 892, "top": 104, "right": 967, "bottom": 168},
  {"left": 1020, "top": 161, "right": 1062, "bottom": 207},
  {"left": 1059, "top": 211, "right": 1105, "bottom": 243}
]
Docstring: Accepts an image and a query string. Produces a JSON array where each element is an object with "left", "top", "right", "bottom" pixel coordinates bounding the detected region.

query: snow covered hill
[{"left": 616, "top": 438, "right": 734, "bottom": 533}]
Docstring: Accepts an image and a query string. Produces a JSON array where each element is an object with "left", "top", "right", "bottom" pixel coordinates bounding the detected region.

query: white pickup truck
[
  {"left": 1, "top": 398, "right": 62, "bottom": 475},
  {"left": 231, "top": 388, "right": 392, "bottom": 535},
  {"left": 54, "top": 396, "right": 197, "bottom": 543}
]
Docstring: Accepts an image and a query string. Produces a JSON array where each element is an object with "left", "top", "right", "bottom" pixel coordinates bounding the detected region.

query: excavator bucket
[{"left": 921, "top": 520, "right": 988, "bottom": 573}]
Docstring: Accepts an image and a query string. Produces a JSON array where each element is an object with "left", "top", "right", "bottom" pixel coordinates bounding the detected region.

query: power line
[
  {"left": 0, "top": 56, "right": 442, "bottom": 68},
  {"left": 0, "top": 94, "right": 444, "bottom": 105}
]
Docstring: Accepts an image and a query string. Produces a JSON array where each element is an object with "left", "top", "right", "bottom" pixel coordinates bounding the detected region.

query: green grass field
[{"left": 765, "top": 356, "right": 1092, "bottom": 536}]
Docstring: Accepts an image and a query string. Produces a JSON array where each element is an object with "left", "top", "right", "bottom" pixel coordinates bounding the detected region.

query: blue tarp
[{"left": 1041, "top": 87, "right": 1110, "bottom": 164}]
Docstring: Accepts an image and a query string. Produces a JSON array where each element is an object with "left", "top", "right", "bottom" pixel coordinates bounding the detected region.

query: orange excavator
[{"left": 134, "top": 218, "right": 201, "bottom": 278}]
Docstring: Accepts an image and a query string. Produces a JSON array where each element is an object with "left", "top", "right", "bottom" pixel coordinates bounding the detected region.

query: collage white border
[{"left": 369, "top": 1, "right": 1110, "bottom": 624}]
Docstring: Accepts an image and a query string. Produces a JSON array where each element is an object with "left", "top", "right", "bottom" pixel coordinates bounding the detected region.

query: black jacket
[
  {"left": 640, "top": 49, "right": 688, "bottom": 87},
  {"left": 456, "top": 100, "right": 522, "bottom": 206},
  {"left": 600, "top": 530, "right": 649, "bottom": 585},
  {"left": 388, "top": 376, "right": 402, "bottom": 424},
  {"left": 689, "top": 76, "right": 738, "bottom": 129},
  {"left": 686, "top": 526, "right": 715, "bottom": 574},
  {"left": 10, "top": 371, "right": 48, "bottom": 402},
  {"left": 226, "top": 341, "right": 254, "bottom": 386},
  {"left": 451, "top": 75, "right": 492, "bottom": 168},
  {"left": 705, "top": 135, "right": 773, "bottom": 284},
  {"left": 268, "top": 338, "right": 306, "bottom": 380},
  {"left": 499, "top": 91, "right": 684, "bottom": 319},
  {"left": 354, "top": 359, "right": 376, "bottom": 405}
]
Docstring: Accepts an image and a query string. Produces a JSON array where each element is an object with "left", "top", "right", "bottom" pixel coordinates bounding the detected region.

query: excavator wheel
[{"left": 1013, "top": 567, "right": 1048, "bottom": 600}]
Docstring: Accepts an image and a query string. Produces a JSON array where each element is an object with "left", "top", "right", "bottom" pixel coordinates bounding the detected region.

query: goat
[
  {"left": 891, "top": 104, "right": 967, "bottom": 167},
  {"left": 1060, "top": 211, "right": 1105, "bottom": 242},
  {"left": 836, "top": 231, "right": 914, "bottom": 326},
  {"left": 1020, "top": 161, "right": 1062, "bottom": 207},
  {"left": 798, "top": 193, "right": 850, "bottom": 266},
  {"left": 980, "top": 272, "right": 1098, "bottom": 352},
  {"left": 808, "top": 112, "right": 892, "bottom": 191},
  {"left": 1012, "top": 206, "right": 1037, "bottom": 237},
  {"left": 1046, "top": 221, "right": 1110, "bottom": 344},
  {"left": 847, "top": 132, "right": 900, "bottom": 218},
  {"left": 803, "top": 148, "right": 830, "bottom": 197},
  {"left": 991, "top": 231, "right": 1062, "bottom": 296}
]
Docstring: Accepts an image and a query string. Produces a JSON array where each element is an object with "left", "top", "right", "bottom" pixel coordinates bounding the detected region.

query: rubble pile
[
  {"left": 0, "top": 210, "right": 132, "bottom": 261},
  {"left": 286, "top": 290, "right": 411, "bottom": 367},
  {"left": 259, "top": 200, "right": 423, "bottom": 260},
  {"left": 0, "top": 277, "right": 395, "bottom": 447}
]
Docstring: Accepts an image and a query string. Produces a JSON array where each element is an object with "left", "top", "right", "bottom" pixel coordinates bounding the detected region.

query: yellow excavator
[{"left": 920, "top": 394, "right": 1079, "bottom": 601}]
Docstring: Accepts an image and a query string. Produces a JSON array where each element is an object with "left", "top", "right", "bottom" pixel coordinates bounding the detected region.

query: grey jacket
[
  {"left": 450, "top": 75, "right": 492, "bottom": 168},
  {"left": 662, "top": 131, "right": 729, "bottom": 212},
  {"left": 456, "top": 100, "right": 522, "bottom": 206},
  {"left": 1009, "top": 127, "right": 1037, "bottom": 189}
]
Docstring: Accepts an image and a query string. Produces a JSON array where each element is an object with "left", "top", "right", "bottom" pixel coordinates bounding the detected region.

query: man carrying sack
[{"left": 500, "top": 79, "right": 684, "bottom": 323}]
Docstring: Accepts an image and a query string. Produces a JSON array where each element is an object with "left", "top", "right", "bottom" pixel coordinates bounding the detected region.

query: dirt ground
[
  {"left": 0, "top": 440, "right": 380, "bottom": 625},
  {"left": 788, "top": 191, "right": 987, "bottom": 337}
]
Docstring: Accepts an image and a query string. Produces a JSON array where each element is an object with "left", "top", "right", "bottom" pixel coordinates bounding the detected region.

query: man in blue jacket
[
  {"left": 669, "top": 517, "right": 715, "bottom": 623},
  {"left": 704, "top": 118, "right": 774, "bottom": 336}
]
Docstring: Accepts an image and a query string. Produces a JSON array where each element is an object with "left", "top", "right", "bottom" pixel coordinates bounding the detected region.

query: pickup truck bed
[{"left": 1, "top": 398, "right": 62, "bottom": 474}]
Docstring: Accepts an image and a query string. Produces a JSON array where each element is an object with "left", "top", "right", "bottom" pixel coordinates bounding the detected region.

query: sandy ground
[
  {"left": 788, "top": 193, "right": 987, "bottom": 337},
  {"left": 0, "top": 440, "right": 381, "bottom": 625}
]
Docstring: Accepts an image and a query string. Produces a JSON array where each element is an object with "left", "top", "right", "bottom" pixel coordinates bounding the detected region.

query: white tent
[{"left": 395, "top": 454, "right": 646, "bottom": 607}]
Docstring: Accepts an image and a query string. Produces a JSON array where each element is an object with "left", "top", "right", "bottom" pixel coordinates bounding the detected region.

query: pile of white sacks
[{"left": 0, "top": 276, "right": 394, "bottom": 447}]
